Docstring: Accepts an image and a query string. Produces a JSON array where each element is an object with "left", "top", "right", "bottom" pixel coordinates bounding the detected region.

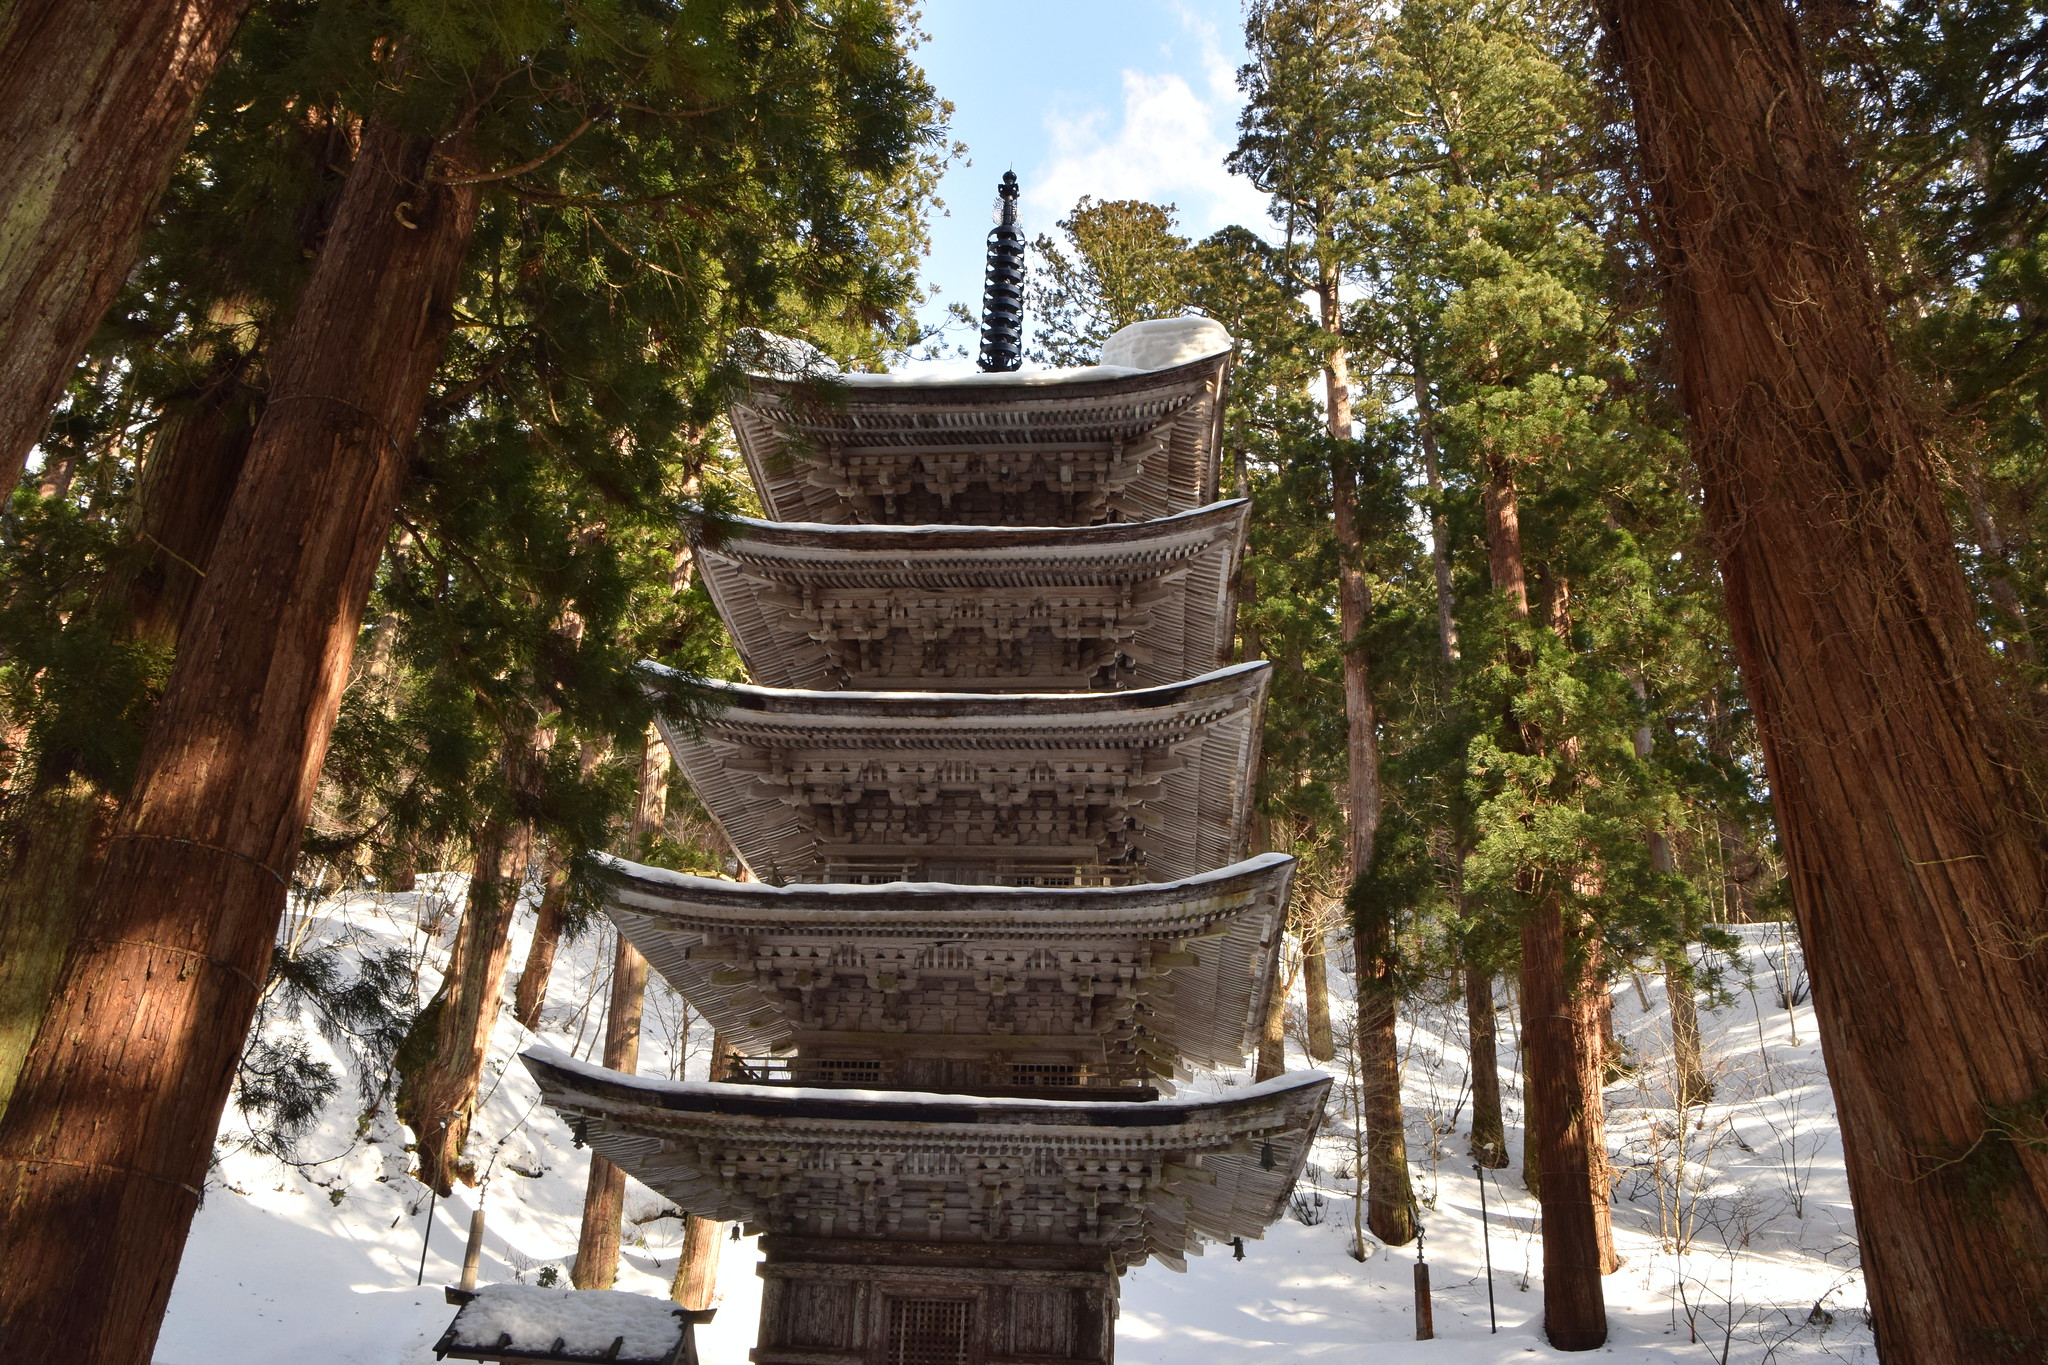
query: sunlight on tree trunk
[{"left": 1609, "top": 3, "right": 2048, "bottom": 1353}]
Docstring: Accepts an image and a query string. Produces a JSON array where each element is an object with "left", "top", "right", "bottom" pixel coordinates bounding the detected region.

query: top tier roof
[{"left": 729, "top": 319, "right": 1232, "bottom": 527}]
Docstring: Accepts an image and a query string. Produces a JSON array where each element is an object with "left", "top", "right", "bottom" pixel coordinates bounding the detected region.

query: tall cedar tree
[
  {"left": 0, "top": 5, "right": 942, "bottom": 1361},
  {"left": 1234, "top": 0, "right": 1416, "bottom": 1247},
  {"left": 0, "top": 0, "right": 251, "bottom": 490},
  {"left": 571, "top": 729, "right": 667, "bottom": 1287},
  {"left": 1609, "top": 1, "right": 2048, "bottom": 1355},
  {"left": 1027, "top": 201, "right": 1348, "bottom": 1067}
]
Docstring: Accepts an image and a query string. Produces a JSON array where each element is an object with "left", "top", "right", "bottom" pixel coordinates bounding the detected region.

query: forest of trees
[{"left": 0, "top": 0, "right": 2045, "bottom": 1362}]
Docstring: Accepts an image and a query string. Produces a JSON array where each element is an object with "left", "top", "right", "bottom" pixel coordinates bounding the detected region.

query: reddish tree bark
[
  {"left": 1318, "top": 249, "right": 1414, "bottom": 1248},
  {"left": 403, "top": 803, "right": 534, "bottom": 1196},
  {"left": 573, "top": 729, "right": 667, "bottom": 1287},
  {"left": 513, "top": 846, "right": 571, "bottom": 1032},
  {"left": 572, "top": 932, "right": 649, "bottom": 1289},
  {"left": 0, "top": 0, "right": 253, "bottom": 490},
  {"left": 0, "top": 117, "right": 477, "bottom": 1365},
  {"left": 1610, "top": 4, "right": 2048, "bottom": 1355},
  {"left": 1465, "top": 961, "right": 1508, "bottom": 1168},
  {"left": 1521, "top": 896, "right": 1609, "bottom": 1348},
  {"left": 1301, "top": 934, "right": 1334, "bottom": 1063},
  {"left": 1481, "top": 457, "right": 1606, "bottom": 1348},
  {"left": 0, "top": 363, "right": 263, "bottom": 1117},
  {"left": 119, "top": 356, "right": 261, "bottom": 647},
  {"left": 670, "top": 1031, "right": 737, "bottom": 1308}
]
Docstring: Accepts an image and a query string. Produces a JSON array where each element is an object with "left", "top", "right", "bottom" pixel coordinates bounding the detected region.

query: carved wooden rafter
[
  {"left": 524, "top": 1049, "right": 1330, "bottom": 1274},
  {"left": 696, "top": 501, "right": 1248, "bottom": 691},
  {"left": 593, "top": 853, "right": 1295, "bottom": 1078},
  {"left": 655, "top": 662, "right": 1269, "bottom": 886},
  {"left": 730, "top": 352, "right": 1230, "bottom": 526}
]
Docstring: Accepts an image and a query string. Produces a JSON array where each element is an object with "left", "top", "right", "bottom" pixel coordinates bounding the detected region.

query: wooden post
[
  {"left": 1412, "top": 1258, "right": 1434, "bottom": 1340},
  {"left": 460, "top": 1204, "right": 486, "bottom": 1291}
]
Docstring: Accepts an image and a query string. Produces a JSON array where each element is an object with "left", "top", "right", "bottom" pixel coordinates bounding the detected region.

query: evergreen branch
[{"left": 434, "top": 106, "right": 610, "bottom": 186}]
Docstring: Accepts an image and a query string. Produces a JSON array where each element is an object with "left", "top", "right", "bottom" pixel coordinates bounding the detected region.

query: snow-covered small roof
[{"left": 435, "top": 1283, "right": 694, "bottom": 1364}]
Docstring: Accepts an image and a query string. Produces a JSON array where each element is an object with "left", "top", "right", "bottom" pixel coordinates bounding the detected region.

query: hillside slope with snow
[{"left": 155, "top": 882, "right": 1870, "bottom": 1364}]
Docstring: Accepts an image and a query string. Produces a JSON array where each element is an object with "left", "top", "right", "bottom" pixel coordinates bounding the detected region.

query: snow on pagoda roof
[
  {"left": 746, "top": 317, "right": 1232, "bottom": 390},
  {"left": 650, "top": 662, "right": 1269, "bottom": 886},
  {"left": 590, "top": 852, "right": 1295, "bottom": 1067},
  {"left": 695, "top": 500, "right": 1248, "bottom": 692},
  {"left": 522, "top": 1046, "right": 1330, "bottom": 1273},
  {"left": 830, "top": 318, "right": 1232, "bottom": 390}
]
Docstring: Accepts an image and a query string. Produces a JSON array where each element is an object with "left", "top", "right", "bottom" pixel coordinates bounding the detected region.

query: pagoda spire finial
[{"left": 977, "top": 171, "right": 1025, "bottom": 372}]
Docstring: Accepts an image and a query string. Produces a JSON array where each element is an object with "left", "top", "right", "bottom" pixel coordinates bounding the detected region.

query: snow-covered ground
[{"left": 156, "top": 881, "right": 1871, "bottom": 1364}]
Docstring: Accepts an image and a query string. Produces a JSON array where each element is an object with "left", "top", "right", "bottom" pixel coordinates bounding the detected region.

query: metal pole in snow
[
  {"left": 416, "top": 1189, "right": 437, "bottom": 1286},
  {"left": 1475, "top": 1163, "right": 1496, "bottom": 1333}
]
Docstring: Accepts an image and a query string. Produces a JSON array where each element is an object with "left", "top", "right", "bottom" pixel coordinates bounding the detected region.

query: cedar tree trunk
[
  {"left": 1630, "top": 702, "right": 1712, "bottom": 1105},
  {"left": 573, "top": 931, "right": 649, "bottom": 1289},
  {"left": 0, "top": 364, "right": 261, "bottom": 1117},
  {"left": 404, "top": 805, "right": 534, "bottom": 1196},
  {"left": 671, "top": 1213, "right": 724, "bottom": 1310},
  {"left": 1609, "top": 4, "right": 2048, "bottom": 1354},
  {"left": 1665, "top": 957, "right": 1711, "bottom": 1109},
  {"left": 1302, "top": 933, "right": 1335, "bottom": 1064},
  {"left": 1465, "top": 961, "right": 1508, "bottom": 1168},
  {"left": 0, "top": 779, "right": 116, "bottom": 1117},
  {"left": 1411, "top": 339, "right": 1458, "bottom": 665},
  {"left": 573, "top": 730, "right": 665, "bottom": 1287},
  {"left": 1254, "top": 961, "right": 1288, "bottom": 1083},
  {"left": 671, "top": 1031, "right": 737, "bottom": 1308},
  {"left": 1356, "top": 902, "right": 1416, "bottom": 1245},
  {"left": 0, "top": 0, "right": 252, "bottom": 489},
  {"left": 513, "top": 846, "right": 571, "bottom": 1032},
  {"left": 1482, "top": 456, "right": 1607, "bottom": 1348},
  {"left": 1320, "top": 250, "right": 1413, "bottom": 1245},
  {"left": 0, "top": 117, "right": 477, "bottom": 1365}
]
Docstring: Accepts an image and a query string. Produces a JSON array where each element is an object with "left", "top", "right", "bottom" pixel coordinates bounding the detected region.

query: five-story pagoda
[{"left": 524, "top": 175, "right": 1330, "bottom": 1365}]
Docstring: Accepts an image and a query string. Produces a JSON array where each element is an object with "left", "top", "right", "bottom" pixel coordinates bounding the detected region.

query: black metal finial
[{"left": 978, "top": 171, "right": 1025, "bottom": 372}]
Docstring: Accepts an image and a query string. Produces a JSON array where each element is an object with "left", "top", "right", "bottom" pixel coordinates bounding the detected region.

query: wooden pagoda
[{"left": 525, "top": 311, "right": 1329, "bottom": 1365}]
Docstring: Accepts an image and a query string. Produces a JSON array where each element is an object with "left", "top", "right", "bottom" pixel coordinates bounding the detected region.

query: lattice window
[
  {"left": 886, "top": 1298, "right": 973, "bottom": 1365},
  {"left": 1009, "top": 1062, "right": 1081, "bottom": 1087},
  {"left": 808, "top": 1058, "right": 884, "bottom": 1086}
]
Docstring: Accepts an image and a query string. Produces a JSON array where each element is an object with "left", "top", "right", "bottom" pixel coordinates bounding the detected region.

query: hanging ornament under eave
[{"left": 977, "top": 170, "right": 1025, "bottom": 372}]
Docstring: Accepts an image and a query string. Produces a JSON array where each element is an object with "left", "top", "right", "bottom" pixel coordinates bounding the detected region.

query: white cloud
[{"left": 1026, "top": 35, "right": 1273, "bottom": 242}]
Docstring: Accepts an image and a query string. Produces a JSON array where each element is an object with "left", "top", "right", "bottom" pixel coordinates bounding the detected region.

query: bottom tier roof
[{"left": 524, "top": 1048, "right": 1330, "bottom": 1275}]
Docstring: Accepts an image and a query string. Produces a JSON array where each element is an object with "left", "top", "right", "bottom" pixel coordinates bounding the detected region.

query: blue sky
[{"left": 904, "top": 1, "right": 1275, "bottom": 362}]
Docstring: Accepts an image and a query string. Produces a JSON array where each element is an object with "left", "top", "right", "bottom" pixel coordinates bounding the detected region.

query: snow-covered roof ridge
[
  {"left": 524, "top": 1043, "right": 1330, "bottom": 1115},
  {"left": 591, "top": 848, "right": 1293, "bottom": 899},
  {"left": 744, "top": 317, "right": 1233, "bottom": 390},
  {"left": 656, "top": 657, "right": 1268, "bottom": 708},
  {"left": 714, "top": 496, "right": 1250, "bottom": 540}
]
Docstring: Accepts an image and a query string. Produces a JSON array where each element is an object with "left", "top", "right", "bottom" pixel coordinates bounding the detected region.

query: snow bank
[{"left": 446, "top": 1283, "right": 684, "bottom": 1360}]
